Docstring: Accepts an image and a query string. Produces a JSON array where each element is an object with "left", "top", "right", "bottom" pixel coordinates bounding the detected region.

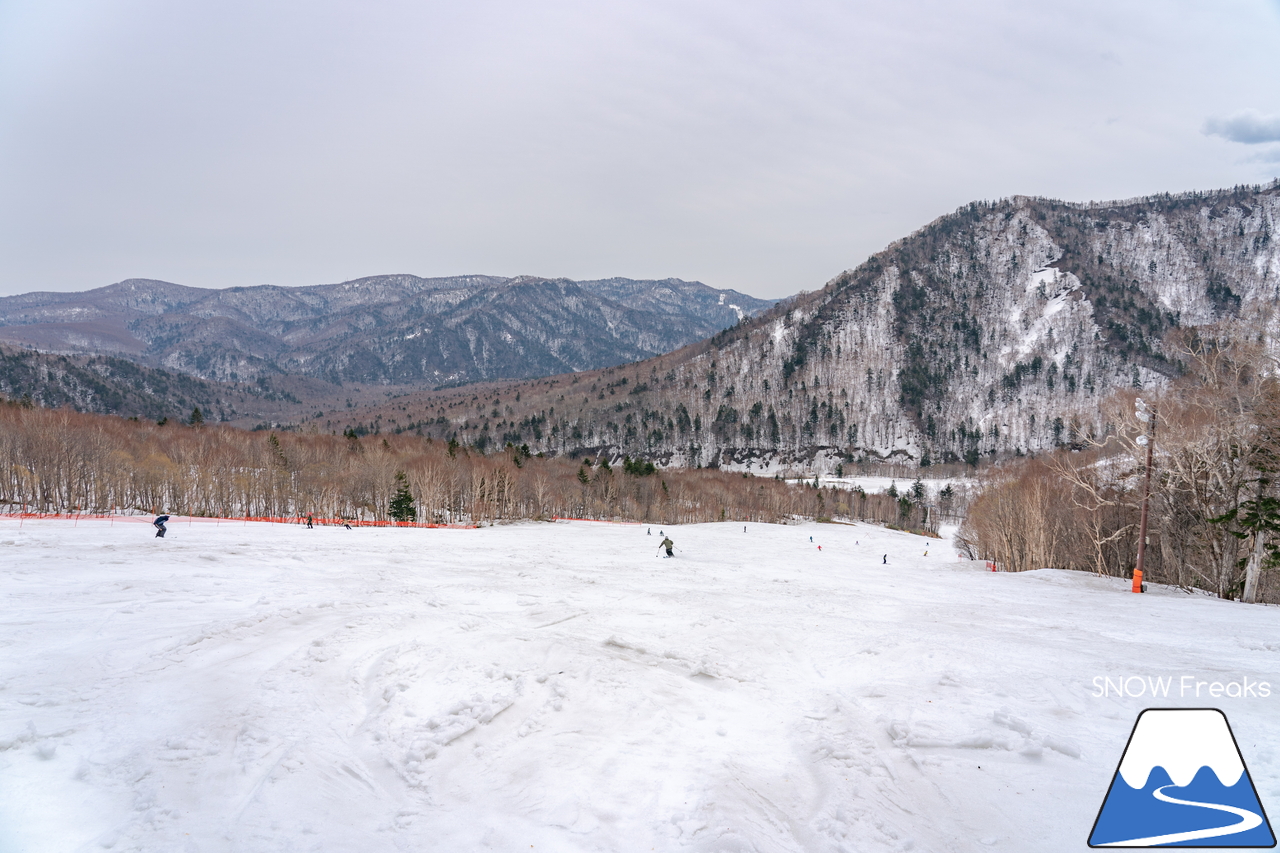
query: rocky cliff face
[
  {"left": 382, "top": 182, "right": 1280, "bottom": 468},
  {"left": 0, "top": 275, "right": 774, "bottom": 386}
]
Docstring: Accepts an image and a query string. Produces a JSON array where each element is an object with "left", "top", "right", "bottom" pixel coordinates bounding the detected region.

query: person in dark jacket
[{"left": 153, "top": 514, "right": 170, "bottom": 538}]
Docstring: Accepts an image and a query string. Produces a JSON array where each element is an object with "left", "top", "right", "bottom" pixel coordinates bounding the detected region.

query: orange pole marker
[{"left": 1131, "top": 568, "right": 1143, "bottom": 594}]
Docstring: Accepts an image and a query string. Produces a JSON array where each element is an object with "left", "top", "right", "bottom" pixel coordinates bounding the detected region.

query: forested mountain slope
[
  {"left": 0, "top": 346, "right": 265, "bottom": 422},
  {"left": 0, "top": 275, "right": 773, "bottom": 387},
  {"left": 363, "top": 182, "right": 1280, "bottom": 469}
]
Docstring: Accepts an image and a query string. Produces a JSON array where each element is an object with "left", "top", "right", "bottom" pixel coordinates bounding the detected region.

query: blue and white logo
[{"left": 1090, "top": 708, "right": 1275, "bottom": 847}]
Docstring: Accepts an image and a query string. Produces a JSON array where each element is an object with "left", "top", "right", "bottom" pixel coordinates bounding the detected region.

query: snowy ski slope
[{"left": 1, "top": 517, "right": 1277, "bottom": 852}]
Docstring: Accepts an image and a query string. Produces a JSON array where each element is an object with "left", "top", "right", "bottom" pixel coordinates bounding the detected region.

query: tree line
[
  {"left": 957, "top": 323, "right": 1280, "bottom": 603},
  {"left": 0, "top": 399, "right": 937, "bottom": 532}
]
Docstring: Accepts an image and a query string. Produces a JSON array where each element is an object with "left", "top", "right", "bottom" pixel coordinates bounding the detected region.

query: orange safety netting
[{"left": 2, "top": 511, "right": 478, "bottom": 529}]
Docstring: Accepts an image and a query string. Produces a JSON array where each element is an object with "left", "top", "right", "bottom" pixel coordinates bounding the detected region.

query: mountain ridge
[
  {"left": 342, "top": 181, "right": 1280, "bottom": 469},
  {"left": 6, "top": 180, "right": 1278, "bottom": 468},
  {"left": 0, "top": 274, "right": 775, "bottom": 388}
]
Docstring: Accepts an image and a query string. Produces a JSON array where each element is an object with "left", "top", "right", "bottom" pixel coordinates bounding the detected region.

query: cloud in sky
[
  {"left": 1204, "top": 110, "right": 1280, "bottom": 144},
  {"left": 1, "top": 0, "right": 1280, "bottom": 299}
]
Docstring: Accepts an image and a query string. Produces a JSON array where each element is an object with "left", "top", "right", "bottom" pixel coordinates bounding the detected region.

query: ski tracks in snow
[{"left": 3, "top": 519, "right": 1278, "bottom": 852}]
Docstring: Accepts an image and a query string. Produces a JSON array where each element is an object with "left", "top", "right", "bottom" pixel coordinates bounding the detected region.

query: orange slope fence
[{"left": 1, "top": 509, "right": 478, "bottom": 529}]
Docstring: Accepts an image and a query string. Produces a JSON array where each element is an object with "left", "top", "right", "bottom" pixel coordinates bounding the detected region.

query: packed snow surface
[{"left": 2, "top": 517, "right": 1279, "bottom": 852}]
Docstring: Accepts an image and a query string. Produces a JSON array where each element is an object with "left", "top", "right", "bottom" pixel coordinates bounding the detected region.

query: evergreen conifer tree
[{"left": 389, "top": 471, "right": 416, "bottom": 522}]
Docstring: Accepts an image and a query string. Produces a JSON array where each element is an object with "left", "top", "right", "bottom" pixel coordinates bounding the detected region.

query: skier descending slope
[
  {"left": 153, "top": 514, "right": 170, "bottom": 538},
  {"left": 658, "top": 536, "right": 675, "bottom": 558}
]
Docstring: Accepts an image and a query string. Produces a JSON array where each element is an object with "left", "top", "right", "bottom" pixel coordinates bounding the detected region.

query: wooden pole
[{"left": 1133, "top": 407, "right": 1156, "bottom": 593}]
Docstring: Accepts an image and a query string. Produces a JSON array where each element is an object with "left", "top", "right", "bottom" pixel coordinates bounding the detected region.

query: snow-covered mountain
[
  {"left": 0, "top": 275, "right": 774, "bottom": 387},
  {"left": 378, "top": 181, "right": 1280, "bottom": 468},
  {"left": 761, "top": 182, "right": 1280, "bottom": 465}
]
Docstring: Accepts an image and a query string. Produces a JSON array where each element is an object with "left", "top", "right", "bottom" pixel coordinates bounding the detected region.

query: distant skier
[
  {"left": 647, "top": 528, "right": 652, "bottom": 536},
  {"left": 659, "top": 537, "right": 675, "bottom": 558},
  {"left": 882, "top": 554, "right": 887, "bottom": 564},
  {"left": 743, "top": 526, "right": 747, "bottom": 533},
  {"left": 306, "top": 514, "right": 314, "bottom": 529},
  {"left": 153, "top": 514, "right": 170, "bottom": 538}
]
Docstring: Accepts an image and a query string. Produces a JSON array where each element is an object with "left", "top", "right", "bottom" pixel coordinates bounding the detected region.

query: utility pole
[{"left": 1133, "top": 399, "right": 1156, "bottom": 593}]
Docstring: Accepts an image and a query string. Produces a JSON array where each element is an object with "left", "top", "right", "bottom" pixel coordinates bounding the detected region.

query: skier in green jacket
[{"left": 659, "top": 537, "right": 675, "bottom": 558}]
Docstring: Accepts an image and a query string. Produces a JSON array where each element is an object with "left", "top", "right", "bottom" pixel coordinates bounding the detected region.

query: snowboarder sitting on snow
[
  {"left": 153, "top": 514, "right": 170, "bottom": 538},
  {"left": 659, "top": 536, "right": 675, "bottom": 558}
]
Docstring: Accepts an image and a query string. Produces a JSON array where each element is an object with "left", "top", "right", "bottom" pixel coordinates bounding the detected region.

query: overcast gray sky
[{"left": 2, "top": 0, "right": 1278, "bottom": 300}]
